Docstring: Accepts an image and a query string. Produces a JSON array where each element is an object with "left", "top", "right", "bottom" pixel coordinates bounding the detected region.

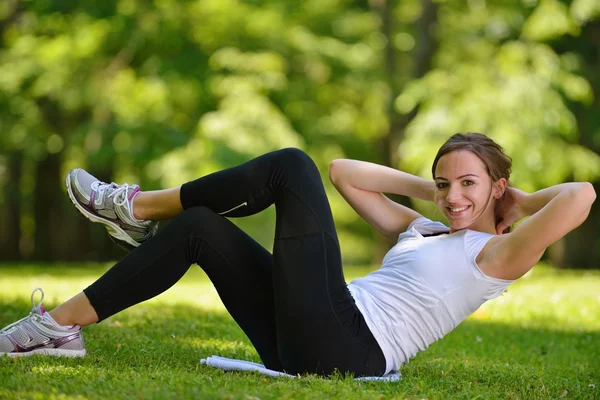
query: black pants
[{"left": 83, "top": 148, "right": 386, "bottom": 377}]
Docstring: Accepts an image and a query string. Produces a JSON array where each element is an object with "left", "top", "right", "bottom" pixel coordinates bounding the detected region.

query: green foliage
[
  {"left": 0, "top": 0, "right": 599, "bottom": 263},
  {"left": 0, "top": 263, "right": 598, "bottom": 399},
  {"left": 397, "top": 1, "right": 600, "bottom": 197}
]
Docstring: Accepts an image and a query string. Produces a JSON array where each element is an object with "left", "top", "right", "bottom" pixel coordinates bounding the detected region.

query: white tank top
[{"left": 347, "top": 217, "right": 514, "bottom": 374}]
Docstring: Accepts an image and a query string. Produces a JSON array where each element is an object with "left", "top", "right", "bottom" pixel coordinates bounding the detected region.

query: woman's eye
[
  {"left": 436, "top": 183, "right": 448, "bottom": 189},
  {"left": 463, "top": 180, "right": 474, "bottom": 186}
]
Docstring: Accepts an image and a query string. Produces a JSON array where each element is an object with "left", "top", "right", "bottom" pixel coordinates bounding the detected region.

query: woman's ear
[{"left": 493, "top": 178, "right": 507, "bottom": 199}]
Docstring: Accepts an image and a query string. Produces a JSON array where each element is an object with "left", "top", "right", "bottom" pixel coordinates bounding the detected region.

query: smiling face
[{"left": 434, "top": 150, "right": 505, "bottom": 234}]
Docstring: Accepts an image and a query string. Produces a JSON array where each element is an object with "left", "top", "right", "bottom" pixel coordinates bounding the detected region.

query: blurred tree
[
  {"left": 396, "top": 0, "right": 600, "bottom": 267},
  {"left": 0, "top": 0, "right": 27, "bottom": 260},
  {"left": 547, "top": 16, "right": 600, "bottom": 268},
  {"left": 0, "top": 0, "right": 598, "bottom": 267},
  {"left": 0, "top": 151, "right": 22, "bottom": 260},
  {"left": 366, "top": 0, "right": 439, "bottom": 261},
  {"left": 0, "top": 0, "right": 206, "bottom": 260}
]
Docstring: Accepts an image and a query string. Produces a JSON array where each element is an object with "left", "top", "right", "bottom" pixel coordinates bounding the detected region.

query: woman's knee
[
  {"left": 273, "top": 148, "right": 318, "bottom": 173},
  {"left": 170, "top": 206, "right": 218, "bottom": 236}
]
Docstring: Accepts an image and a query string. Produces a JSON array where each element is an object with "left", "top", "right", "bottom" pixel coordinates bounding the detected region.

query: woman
[{"left": 0, "top": 133, "right": 595, "bottom": 377}]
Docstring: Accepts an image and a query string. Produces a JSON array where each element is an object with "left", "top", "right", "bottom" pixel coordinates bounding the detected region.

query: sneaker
[
  {"left": 0, "top": 288, "right": 86, "bottom": 357},
  {"left": 66, "top": 168, "right": 158, "bottom": 250}
]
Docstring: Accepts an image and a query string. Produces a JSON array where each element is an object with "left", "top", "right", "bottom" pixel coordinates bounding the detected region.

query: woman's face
[{"left": 434, "top": 150, "right": 503, "bottom": 232}]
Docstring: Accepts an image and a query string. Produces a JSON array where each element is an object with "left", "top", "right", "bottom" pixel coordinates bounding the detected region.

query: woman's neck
[{"left": 450, "top": 217, "right": 497, "bottom": 235}]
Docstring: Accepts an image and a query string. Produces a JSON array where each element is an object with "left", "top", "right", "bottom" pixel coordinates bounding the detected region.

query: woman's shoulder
[{"left": 474, "top": 232, "right": 525, "bottom": 281}]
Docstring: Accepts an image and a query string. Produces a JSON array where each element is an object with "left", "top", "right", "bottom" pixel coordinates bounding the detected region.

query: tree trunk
[
  {"left": 379, "top": 0, "right": 438, "bottom": 168},
  {"left": 547, "top": 21, "right": 600, "bottom": 269},
  {"left": 0, "top": 151, "right": 23, "bottom": 260},
  {"left": 33, "top": 152, "right": 63, "bottom": 261},
  {"left": 371, "top": 0, "right": 439, "bottom": 262}
]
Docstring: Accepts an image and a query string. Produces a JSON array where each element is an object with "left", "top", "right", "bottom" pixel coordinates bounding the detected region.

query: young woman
[{"left": 0, "top": 133, "right": 595, "bottom": 377}]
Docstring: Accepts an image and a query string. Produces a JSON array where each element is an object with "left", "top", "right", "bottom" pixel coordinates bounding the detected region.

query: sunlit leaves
[
  {"left": 109, "top": 69, "right": 171, "bottom": 126},
  {"left": 396, "top": 0, "right": 600, "bottom": 198},
  {"left": 522, "top": 0, "right": 580, "bottom": 41},
  {"left": 399, "top": 48, "right": 600, "bottom": 189},
  {"left": 332, "top": 10, "right": 381, "bottom": 39},
  {"left": 188, "top": 0, "right": 255, "bottom": 53},
  {"left": 210, "top": 48, "right": 287, "bottom": 76},
  {"left": 570, "top": 0, "right": 600, "bottom": 24},
  {"left": 200, "top": 93, "right": 303, "bottom": 155},
  {"left": 1, "top": 0, "right": 599, "bottom": 264}
]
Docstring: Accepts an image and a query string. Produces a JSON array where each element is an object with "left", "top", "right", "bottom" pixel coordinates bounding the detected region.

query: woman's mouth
[{"left": 447, "top": 205, "right": 471, "bottom": 217}]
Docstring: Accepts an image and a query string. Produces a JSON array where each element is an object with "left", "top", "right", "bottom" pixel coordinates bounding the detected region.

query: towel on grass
[{"left": 200, "top": 356, "right": 401, "bottom": 381}]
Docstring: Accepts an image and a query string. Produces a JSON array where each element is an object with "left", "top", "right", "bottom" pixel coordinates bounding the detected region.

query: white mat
[{"left": 200, "top": 356, "right": 401, "bottom": 381}]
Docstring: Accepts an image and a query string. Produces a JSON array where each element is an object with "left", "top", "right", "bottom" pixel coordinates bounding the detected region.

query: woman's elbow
[
  {"left": 579, "top": 182, "right": 597, "bottom": 206},
  {"left": 571, "top": 183, "right": 596, "bottom": 224},
  {"left": 329, "top": 159, "right": 350, "bottom": 185},
  {"left": 328, "top": 160, "right": 340, "bottom": 184}
]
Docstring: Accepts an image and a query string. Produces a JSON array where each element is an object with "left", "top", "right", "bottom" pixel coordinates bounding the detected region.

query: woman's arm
[
  {"left": 329, "top": 159, "right": 436, "bottom": 242},
  {"left": 482, "top": 182, "right": 596, "bottom": 280},
  {"left": 519, "top": 183, "right": 595, "bottom": 217}
]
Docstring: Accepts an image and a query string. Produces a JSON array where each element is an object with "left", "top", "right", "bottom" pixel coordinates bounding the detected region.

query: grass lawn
[{"left": 0, "top": 262, "right": 599, "bottom": 400}]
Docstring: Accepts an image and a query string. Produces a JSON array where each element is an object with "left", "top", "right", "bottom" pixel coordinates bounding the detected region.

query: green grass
[{"left": 1, "top": 263, "right": 599, "bottom": 400}]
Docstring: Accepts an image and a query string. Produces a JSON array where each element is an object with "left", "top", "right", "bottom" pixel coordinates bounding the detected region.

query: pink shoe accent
[
  {"left": 128, "top": 186, "right": 140, "bottom": 202},
  {"left": 89, "top": 188, "right": 97, "bottom": 212},
  {"left": 40, "top": 305, "right": 46, "bottom": 314}
]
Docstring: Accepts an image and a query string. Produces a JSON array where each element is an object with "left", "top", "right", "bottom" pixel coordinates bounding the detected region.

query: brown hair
[{"left": 431, "top": 133, "right": 513, "bottom": 233}]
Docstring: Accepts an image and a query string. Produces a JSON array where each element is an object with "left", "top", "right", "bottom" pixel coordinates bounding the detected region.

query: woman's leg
[
  {"left": 178, "top": 148, "right": 385, "bottom": 376},
  {"left": 50, "top": 293, "right": 98, "bottom": 327},
  {"left": 55, "top": 148, "right": 383, "bottom": 375},
  {"left": 131, "top": 187, "right": 183, "bottom": 221},
  {"left": 50, "top": 207, "right": 282, "bottom": 369}
]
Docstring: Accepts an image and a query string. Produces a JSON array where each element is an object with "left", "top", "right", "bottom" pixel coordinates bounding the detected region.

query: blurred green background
[{"left": 1, "top": 0, "right": 599, "bottom": 267}]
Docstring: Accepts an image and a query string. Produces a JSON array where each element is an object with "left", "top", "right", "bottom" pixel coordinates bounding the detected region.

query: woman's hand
[{"left": 495, "top": 186, "right": 529, "bottom": 234}]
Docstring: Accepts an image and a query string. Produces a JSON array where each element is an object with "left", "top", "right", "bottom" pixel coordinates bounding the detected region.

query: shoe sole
[
  {"left": 65, "top": 173, "right": 140, "bottom": 250},
  {"left": 3, "top": 348, "right": 86, "bottom": 357}
]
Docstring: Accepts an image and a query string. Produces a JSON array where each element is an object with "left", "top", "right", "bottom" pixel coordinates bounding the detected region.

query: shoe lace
[
  {"left": 0, "top": 288, "right": 44, "bottom": 334},
  {"left": 108, "top": 184, "right": 132, "bottom": 207},
  {"left": 90, "top": 181, "right": 132, "bottom": 208}
]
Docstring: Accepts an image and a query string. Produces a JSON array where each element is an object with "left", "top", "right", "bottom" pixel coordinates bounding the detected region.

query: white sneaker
[
  {"left": 0, "top": 288, "right": 86, "bottom": 357},
  {"left": 66, "top": 168, "right": 158, "bottom": 250}
]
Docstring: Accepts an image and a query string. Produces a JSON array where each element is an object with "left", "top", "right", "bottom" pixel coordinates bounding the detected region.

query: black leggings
[{"left": 83, "top": 148, "right": 386, "bottom": 377}]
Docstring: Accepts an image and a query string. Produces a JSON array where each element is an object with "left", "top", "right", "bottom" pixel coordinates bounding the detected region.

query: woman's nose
[{"left": 446, "top": 184, "right": 462, "bottom": 202}]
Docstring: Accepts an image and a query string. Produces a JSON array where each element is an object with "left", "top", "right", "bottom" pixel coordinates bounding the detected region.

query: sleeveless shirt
[{"left": 347, "top": 217, "right": 515, "bottom": 374}]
